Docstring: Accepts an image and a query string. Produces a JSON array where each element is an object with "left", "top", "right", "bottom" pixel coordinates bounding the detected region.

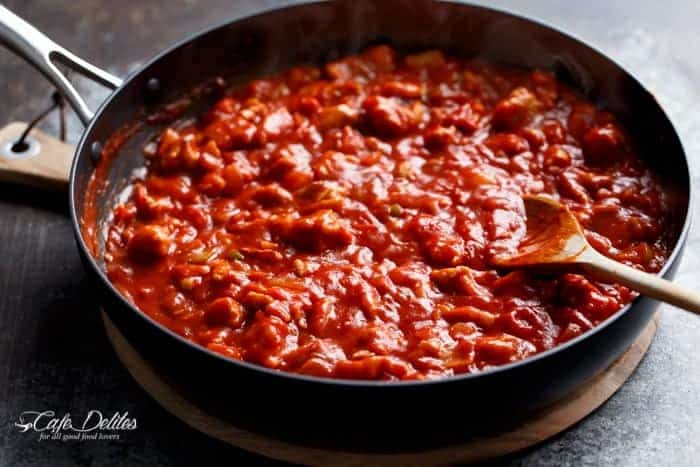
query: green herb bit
[
  {"left": 228, "top": 250, "right": 245, "bottom": 261},
  {"left": 389, "top": 204, "right": 403, "bottom": 217}
]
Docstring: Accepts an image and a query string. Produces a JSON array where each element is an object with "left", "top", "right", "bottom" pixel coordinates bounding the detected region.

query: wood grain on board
[{"left": 0, "top": 122, "right": 73, "bottom": 189}]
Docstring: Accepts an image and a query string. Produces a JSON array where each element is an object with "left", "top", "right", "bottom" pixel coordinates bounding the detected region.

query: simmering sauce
[{"left": 92, "top": 46, "right": 671, "bottom": 380}]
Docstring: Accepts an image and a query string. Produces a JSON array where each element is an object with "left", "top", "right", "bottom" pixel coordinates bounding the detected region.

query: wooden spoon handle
[
  {"left": 584, "top": 251, "right": 700, "bottom": 314},
  {"left": 0, "top": 121, "right": 73, "bottom": 190}
]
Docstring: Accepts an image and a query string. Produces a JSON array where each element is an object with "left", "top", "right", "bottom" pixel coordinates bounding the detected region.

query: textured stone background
[{"left": 0, "top": 1, "right": 699, "bottom": 465}]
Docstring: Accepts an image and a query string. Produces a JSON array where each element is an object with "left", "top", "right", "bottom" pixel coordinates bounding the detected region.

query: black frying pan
[{"left": 0, "top": 0, "right": 692, "bottom": 453}]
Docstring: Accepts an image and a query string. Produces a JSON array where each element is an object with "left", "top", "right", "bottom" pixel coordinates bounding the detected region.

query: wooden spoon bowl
[{"left": 493, "top": 195, "right": 700, "bottom": 314}]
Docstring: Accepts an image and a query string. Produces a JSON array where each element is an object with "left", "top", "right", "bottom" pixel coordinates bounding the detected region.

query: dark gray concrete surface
[{"left": 1, "top": 1, "right": 698, "bottom": 465}]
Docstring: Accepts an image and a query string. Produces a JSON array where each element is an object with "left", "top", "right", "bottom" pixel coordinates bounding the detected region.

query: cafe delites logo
[{"left": 15, "top": 410, "right": 137, "bottom": 441}]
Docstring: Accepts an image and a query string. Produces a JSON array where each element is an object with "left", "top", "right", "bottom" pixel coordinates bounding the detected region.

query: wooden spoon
[{"left": 492, "top": 194, "right": 700, "bottom": 313}]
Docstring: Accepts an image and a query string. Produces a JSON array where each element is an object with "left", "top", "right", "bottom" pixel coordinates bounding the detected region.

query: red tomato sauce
[{"left": 94, "top": 46, "right": 671, "bottom": 380}]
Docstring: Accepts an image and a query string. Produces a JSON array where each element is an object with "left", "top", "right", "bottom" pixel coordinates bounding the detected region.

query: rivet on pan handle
[{"left": 0, "top": 4, "right": 123, "bottom": 125}]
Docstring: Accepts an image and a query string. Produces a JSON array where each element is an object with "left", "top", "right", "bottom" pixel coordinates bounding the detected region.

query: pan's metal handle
[{"left": 0, "top": 4, "right": 123, "bottom": 125}]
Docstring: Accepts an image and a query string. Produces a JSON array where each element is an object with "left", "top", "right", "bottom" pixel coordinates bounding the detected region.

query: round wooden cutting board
[{"left": 102, "top": 311, "right": 658, "bottom": 466}]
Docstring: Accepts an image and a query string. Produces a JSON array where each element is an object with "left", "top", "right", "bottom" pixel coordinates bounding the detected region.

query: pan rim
[{"left": 68, "top": 0, "right": 694, "bottom": 389}]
